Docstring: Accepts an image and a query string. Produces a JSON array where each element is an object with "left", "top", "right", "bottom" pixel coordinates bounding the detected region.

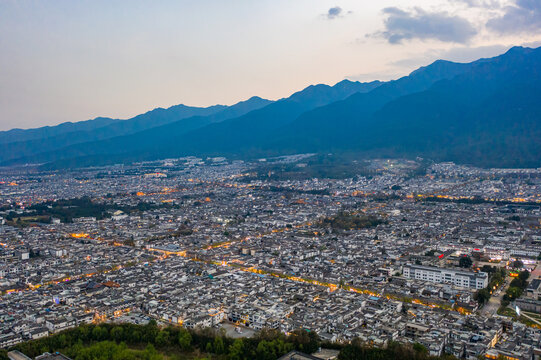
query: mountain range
[{"left": 2, "top": 46, "right": 541, "bottom": 169}]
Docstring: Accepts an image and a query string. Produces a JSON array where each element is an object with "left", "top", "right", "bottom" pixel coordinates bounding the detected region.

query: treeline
[
  {"left": 418, "top": 195, "right": 541, "bottom": 207},
  {"left": 261, "top": 186, "right": 330, "bottom": 196},
  {"left": 338, "top": 339, "right": 457, "bottom": 360},
  {"left": 319, "top": 212, "right": 387, "bottom": 231},
  {"left": 243, "top": 154, "right": 377, "bottom": 181},
  {"left": 26, "top": 197, "right": 110, "bottom": 222},
  {"left": 6, "top": 197, "right": 176, "bottom": 223},
  {"left": 1, "top": 322, "right": 460, "bottom": 360},
  {"left": 5, "top": 322, "right": 318, "bottom": 360}
]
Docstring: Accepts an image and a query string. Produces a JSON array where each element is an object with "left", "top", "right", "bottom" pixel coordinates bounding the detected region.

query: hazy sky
[{"left": 1, "top": 0, "right": 540, "bottom": 130}]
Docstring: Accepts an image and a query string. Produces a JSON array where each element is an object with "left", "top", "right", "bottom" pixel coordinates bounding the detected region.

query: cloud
[
  {"left": 327, "top": 6, "right": 343, "bottom": 20},
  {"left": 521, "top": 40, "right": 541, "bottom": 48},
  {"left": 372, "top": 7, "right": 478, "bottom": 44},
  {"left": 486, "top": 0, "right": 541, "bottom": 34},
  {"left": 451, "top": 0, "right": 501, "bottom": 8}
]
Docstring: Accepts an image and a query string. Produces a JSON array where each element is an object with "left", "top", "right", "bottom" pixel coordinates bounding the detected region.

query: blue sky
[{"left": 0, "top": 0, "right": 540, "bottom": 130}]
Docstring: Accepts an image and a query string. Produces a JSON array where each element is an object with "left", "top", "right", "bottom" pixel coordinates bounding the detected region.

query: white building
[
  {"left": 49, "top": 248, "right": 64, "bottom": 257},
  {"left": 403, "top": 264, "right": 488, "bottom": 289},
  {"left": 45, "top": 317, "right": 76, "bottom": 334}
]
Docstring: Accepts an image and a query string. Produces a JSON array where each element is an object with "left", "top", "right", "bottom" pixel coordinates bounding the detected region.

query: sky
[{"left": 0, "top": 0, "right": 540, "bottom": 131}]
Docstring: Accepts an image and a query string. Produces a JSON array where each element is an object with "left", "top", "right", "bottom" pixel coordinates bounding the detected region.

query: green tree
[
  {"left": 92, "top": 326, "right": 108, "bottom": 341},
  {"left": 143, "top": 320, "right": 158, "bottom": 344},
  {"left": 506, "top": 287, "right": 522, "bottom": 300},
  {"left": 459, "top": 256, "right": 473, "bottom": 268},
  {"left": 287, "top": 329, "right": 319, "bottom": 354},
  {"left": 518, "top": 270, "right": 530, "bottom": 282},
  {"left": 256, "top": 340, "right": 276, "bottom": 360},
  {"left": 412, "top": 342, "right": 428, "bottom": 354},
  {"left": 513, "top": 260, "right": 524, "bottom": 269},
  {"left": 155, "top": 330, "right": 170, "bottom": 347},
  {"left": 228, "top": 339, "right": 244, "bottom": 360},
  {"left": 178, "top": 328, "right": 192, "bottom": 351},
  {"left": 475, "top": 288, "right": 491, "bottom": 305},
  {"left": 143, "top": 343, "right": 161, "bottom": 360},
  {"left": 111, "top": 326, "right": 124, "bottom": 342},
  {"left": 213, "top": 336, "right": 225, "bottom": 354},
  {"left": 481, "top": 265, "right": 496, "bottom": 273}
]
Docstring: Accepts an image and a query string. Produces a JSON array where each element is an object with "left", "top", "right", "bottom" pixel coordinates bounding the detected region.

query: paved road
[
  {"left": 481, "top": 276, "right": 511, "bottom": 317},
  {"left": 530, "top": 260, "right": 541, "bottom": 278}
]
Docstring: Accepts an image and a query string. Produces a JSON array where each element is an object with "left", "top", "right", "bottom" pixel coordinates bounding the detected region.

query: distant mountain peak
[
  {"left": 505, "top": 45, "right": 533, "bottom": 55},
  {"left": 224, "top": 96, "right": 273, "bottom": 110},
  {"left": 408, "top": 59, "right": 458, "bottom": 77},
  {"left": 335, "top": 79, "right": 358, "bottom": 85}
]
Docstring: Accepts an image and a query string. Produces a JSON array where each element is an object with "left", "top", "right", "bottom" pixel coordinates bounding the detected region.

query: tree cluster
[
  {"left": 11, "top": 197, "right": 176, "bottom": 223},
  {"left": 5, "top": 323, "right": 319, "bottom": 360},
  {"left": 503, "top": 270, "right": 530, "bottom": 305},
  {"left": 319, "top": 212, "right": 387, "bottom": 231},
  {"left": 458, "top": 256, "right": 473, "bottom": 268},
  {"left": 337, "top": 339, "right": 456, "bottom": 360},
  {"left": 2, "top": 321, "right": 466, "bottom": 360},
  {"left": 474, "top": 267, "right": 506, "bottom": 306}
]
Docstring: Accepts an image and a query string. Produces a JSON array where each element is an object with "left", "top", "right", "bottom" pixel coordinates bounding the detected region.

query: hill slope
[
  {"left": 6, "top": 80, "right": 381, "bottom": 167},
  {"left": 0, "top": 97, "right": 271, "bottom": 163},
  {"left": 109, "top": 52, "right": 493, "bottom": 162},
  {"left": 270, "top": 46, "right": 541, "bottom": 167}
]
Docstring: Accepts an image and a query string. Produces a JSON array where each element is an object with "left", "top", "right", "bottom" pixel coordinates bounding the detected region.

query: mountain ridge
[
  {"left": 2, "top": 79, "right": 381, "bottom": 166},
  {"left": 2, "top": 46, "right": 541, "bottom": 169},
  {"left": 0, "top": 97, "right": 272, "bottom": 163}
]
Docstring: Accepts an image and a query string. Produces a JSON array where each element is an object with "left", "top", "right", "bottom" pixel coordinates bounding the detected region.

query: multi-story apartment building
[{"left": 403, "top": 264, "right": 488, "bottom": 289}]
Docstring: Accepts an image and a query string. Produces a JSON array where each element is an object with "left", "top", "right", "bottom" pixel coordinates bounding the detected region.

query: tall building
[{"left": 403, "top": 264, "right": 488, "bottom": 289}]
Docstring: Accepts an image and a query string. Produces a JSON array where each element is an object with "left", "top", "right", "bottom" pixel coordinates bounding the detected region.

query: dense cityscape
[
  {"left": 2, "top": 0, "right": 541, "bottom": 358},
  {"left": 2, "top": 155, "right": 541, "bottom": 359}
]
